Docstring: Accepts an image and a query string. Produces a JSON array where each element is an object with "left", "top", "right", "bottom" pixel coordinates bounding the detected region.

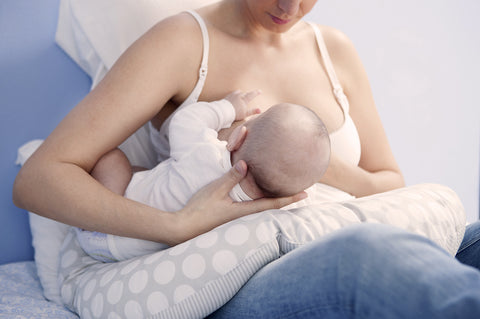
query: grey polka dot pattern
[{"left": 58, "top": 183, "right": 465, "bottom": 319}]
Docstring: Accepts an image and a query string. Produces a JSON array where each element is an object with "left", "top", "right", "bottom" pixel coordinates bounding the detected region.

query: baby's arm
[
  {"left": 91, "top": 91, "right": 261, "bottom": 197},
  {"left": 169, "top": 90, "right": 260, "bottom": 159}
]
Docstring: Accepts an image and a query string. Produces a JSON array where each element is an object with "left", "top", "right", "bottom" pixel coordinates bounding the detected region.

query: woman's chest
[{"left": 201, "top": 38, "right": 345, "bottom": 134}]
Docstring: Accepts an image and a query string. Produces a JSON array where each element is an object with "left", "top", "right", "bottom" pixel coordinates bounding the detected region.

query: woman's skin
[{"left": 13, "top": 0, "right": 404, "bottom": 246}]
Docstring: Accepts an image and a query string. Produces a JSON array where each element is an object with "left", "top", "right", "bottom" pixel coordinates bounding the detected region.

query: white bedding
[{"left": 0, "top": 261, "right": 77, "bottom": 318}]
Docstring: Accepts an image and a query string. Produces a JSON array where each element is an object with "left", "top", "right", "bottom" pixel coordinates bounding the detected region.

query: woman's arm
[
  {"left": 12, "top": 14, "right": 304, "bottom": 245},
  {"left": 319, "top": 26, "right": 405, "bottom": 197},
  {"left": 12, "top": 15, "right": 200, "bottom": 242}
]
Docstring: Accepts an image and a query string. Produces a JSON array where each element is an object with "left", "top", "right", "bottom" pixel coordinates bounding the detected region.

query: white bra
[
  {"left": 309, "top": 22, "right": 361, "bottom": 166},
  {"left": 151, "top": 11, "right": 361, "bottom": 167}
]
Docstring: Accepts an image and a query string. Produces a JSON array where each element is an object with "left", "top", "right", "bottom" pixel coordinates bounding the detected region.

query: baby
[{"left": 76, "top": 90, "right": 331, "bottom": 262}]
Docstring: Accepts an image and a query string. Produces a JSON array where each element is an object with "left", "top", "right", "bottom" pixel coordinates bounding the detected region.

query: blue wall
[{"left": 0, "top": 0, "right": 91, "bottom": 264}]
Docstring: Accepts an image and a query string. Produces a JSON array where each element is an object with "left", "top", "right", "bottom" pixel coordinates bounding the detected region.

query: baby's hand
[{"left": 225, "top": 90, "right": 261, "bottom": 121}]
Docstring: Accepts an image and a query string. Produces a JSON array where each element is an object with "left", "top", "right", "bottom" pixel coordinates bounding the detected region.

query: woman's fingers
[
  {"left": 216, "top": 160, "right": 248, "bottom": 195},
  {"left": 179, "top": 160, "right": 308, "bottom": 243},
  {"left": 176, "top": 161, "right": 247, "bottom": 240},
  {"left": 231, "top": 191, "right": 308, "bottom": 219},
  {"left": 204, "top": 159, "right": 307, "bottom": 218}
]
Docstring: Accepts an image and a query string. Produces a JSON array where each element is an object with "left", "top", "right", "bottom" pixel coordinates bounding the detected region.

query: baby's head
[{"left": 230, "top": 103, "right": 330, "bottom": 198}]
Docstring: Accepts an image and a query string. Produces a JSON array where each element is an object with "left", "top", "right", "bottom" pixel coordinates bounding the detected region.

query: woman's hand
[{"left": 171, "top": 160, "right": 307, "bottom": 245}]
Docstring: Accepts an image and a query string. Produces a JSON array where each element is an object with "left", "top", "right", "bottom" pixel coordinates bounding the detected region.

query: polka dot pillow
[{"left": 58, "top": 183, "right": 465, "bottom": 319}]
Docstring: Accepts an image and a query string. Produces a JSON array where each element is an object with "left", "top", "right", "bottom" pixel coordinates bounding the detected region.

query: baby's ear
[{"left": 227, "top": 125, "right": 247, "bottom": 152}]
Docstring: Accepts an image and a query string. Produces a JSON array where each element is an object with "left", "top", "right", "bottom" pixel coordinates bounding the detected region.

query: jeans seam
[{"left": 457, "top": 236, "right": 480, "bottom": 254}]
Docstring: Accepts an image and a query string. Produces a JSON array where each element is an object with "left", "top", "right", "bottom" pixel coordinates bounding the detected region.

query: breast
[
  {"left": 329, "top": 114, "right": 361, "bottom": 166},
  {"left": 205, "top": 33, "right": 346, "bottom": 133}
]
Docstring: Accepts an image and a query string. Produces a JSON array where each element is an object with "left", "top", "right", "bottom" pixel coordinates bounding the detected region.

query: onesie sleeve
[{"left": 168, "top": 99, "right": 236, "bottom": 159}]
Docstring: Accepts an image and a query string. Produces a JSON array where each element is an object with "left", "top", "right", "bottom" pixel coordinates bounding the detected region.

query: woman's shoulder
[
  {"left": 117, "top": 12, "right": 206, "bottom": 104},
  {"left": 148, "top": 12, "right": 203, "bottom": 47},
  {"left": 142, "top": 12, "right": 205, "bottom": 68},
  {"left": 311, "top": 24, "right": 356, "bottom": 55},
  {"left": 309, "top": 23, "right": 361, "bottom": 71},
  {"left": 122, "top": 12, "right": 204, "bottom": 69}
]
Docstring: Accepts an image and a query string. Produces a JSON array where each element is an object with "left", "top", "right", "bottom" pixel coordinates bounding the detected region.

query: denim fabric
[
  {"left": 456, "top": 221, "right": 480, "bottom": 270},
  {"left": 209, "top": 223, "right": 480, "bottom": 319}
]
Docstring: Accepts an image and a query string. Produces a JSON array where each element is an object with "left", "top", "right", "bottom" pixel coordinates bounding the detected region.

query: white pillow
[
  {"left": 16, "top": 140, "right": 70, "bottom": 305},
  {"left": 55, "top": 0, "right": 220, "bottom": 88}
]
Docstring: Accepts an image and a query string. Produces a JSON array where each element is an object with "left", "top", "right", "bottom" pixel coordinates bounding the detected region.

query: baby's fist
[{"left": 225, "top": 90, "right": 261, "bottom": 120}]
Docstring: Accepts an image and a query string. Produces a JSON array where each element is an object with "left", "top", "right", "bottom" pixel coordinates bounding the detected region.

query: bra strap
[
  {"left": 186, "top": 10, "right": 209, "bottom": 100},
  {"left": 308, "top": 22, "right": 349, "bottom": 113}
]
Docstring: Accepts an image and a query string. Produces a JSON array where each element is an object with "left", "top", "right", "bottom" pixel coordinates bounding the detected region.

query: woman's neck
[{"left": 204, "top": 0, "right": 293, "bottom": 46}]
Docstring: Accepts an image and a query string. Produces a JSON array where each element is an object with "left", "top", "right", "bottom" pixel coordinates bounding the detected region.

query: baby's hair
[{"left": 238, "top": 103, "right": 330, "bottom": 197}]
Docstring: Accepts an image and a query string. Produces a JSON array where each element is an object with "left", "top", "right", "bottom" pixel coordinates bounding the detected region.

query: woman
[{"left": 13, "top": 0, "right": 480, "bottom": 317}]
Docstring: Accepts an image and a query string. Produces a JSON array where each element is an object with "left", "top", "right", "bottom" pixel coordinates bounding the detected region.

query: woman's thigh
[
  {"left": 208, "top": 224, "right": 480, "bottom": 319},
  {"left": 456, "top": 220, "right": 480, "bottom": 270}
]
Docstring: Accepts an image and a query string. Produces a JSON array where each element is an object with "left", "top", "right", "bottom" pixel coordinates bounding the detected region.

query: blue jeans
[{"left": 208, "top": 221, "right": 480, "bottom": 319}]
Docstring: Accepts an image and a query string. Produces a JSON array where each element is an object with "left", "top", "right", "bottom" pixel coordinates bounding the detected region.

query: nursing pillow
[
  {"left": 57, "top": 183, "right": 465, "bottom": 319},
  {"left": 19, "top": 139, "right": 467, "bottom": 313}
]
